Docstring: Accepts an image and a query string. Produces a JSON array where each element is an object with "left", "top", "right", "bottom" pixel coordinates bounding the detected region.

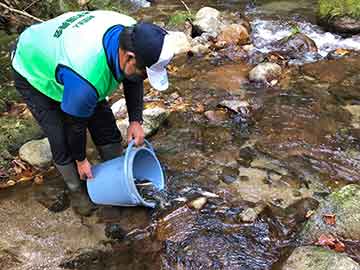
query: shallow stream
[{"left": 1, "top": 0, "right": 360, "bottom": 269}]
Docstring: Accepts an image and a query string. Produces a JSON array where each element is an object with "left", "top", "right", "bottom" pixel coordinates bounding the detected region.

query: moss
[
  {"left": 167, "top": 11, "right": 194, "bottom": 27},
  {"left": 0, "top": 116, "right": 42, "bottom": 168},
  {"left": 319, "top": 0, "right": 360, "bottom": 19},
  {"left": 329, "top": 184, "right": 360, "bottom": 206}
]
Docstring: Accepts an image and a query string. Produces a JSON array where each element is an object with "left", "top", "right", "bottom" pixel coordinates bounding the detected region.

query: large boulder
[
  {"left": 301, "top": 184, "right": 360, "bottom": 242},
  {"left": 282, "top": 246, "right": 360, "bottom": 270},
  {"left": 19, "top": 138, "right": 52, "bottom": 168},
  {"left": 167, "top": 31, "right": 191, "bottom": 55},
  {"left": 318, "top": 0, "right": 360, "bottom": 35},
  {"left": 193, "top": 7, "right": 222, "bottom": 35}
]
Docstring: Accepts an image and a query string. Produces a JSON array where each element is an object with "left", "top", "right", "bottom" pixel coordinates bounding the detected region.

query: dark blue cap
[{"left": 132, "top": 22, "right": 168, "bottom": 69}]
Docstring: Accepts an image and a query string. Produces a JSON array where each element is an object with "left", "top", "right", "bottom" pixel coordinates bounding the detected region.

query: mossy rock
[
  {"left": 318, "top": 0, "right": 360, "bottom": 34},
  {"left": 0, "top": 116, "right": 42, "bottom": 168},
  {"left": 300, "top": 184, "right": 360, "bottom": 242},
  {"left": 283, "top": 246, "right": 360, "bottom": 270}
]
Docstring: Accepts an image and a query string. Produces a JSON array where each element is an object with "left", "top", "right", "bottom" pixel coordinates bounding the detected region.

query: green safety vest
[{"left": 12, "top": 10, "right": 136, "bottom": 101}]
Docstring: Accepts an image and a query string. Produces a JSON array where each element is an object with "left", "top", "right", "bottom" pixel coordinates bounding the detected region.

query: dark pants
[{"left": 12, "top": 70, "right": 122, "bottom": 165}]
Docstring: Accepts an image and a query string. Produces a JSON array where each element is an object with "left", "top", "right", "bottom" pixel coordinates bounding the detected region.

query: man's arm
[
  {"left": 123, "top": 78, "right": 144, "bottom": 123},
  {"left": 57, "top": 66, "right": 97, "bottom": 179},
  {"left": 123, "top": 78, "right": 145, "bottom": 145}
]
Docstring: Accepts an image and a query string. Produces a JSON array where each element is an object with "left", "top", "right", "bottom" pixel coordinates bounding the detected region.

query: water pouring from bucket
[{"left": 87, "top": 139, "right": 166, "bottom": 208}]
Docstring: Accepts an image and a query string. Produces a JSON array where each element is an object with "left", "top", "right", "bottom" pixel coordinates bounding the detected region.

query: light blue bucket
[{"left": 87, "top": 139, "right": 165, "bottom": 208}]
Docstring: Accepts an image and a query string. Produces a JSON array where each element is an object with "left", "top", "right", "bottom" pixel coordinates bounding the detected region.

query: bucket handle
[{"left": 124, "top": 139, "right": 155, "bottom": 182}]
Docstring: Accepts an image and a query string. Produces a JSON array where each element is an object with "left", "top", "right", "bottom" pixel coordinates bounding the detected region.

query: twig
[
  {"left": 179, "top": 0, "right": 191, "bottom": 16},
  {"left": 0, "top": 2, "right": 44, "bottom": 22},
  {"left": 22, "top": 0, "right": 42, "bottom": 12}
]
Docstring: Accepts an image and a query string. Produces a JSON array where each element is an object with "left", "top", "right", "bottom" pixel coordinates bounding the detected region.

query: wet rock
[
  {"left": 193, "top": 7, "right": 222, "bottom": 34},
  {"left": 301, "top": 184, "right": 360, "bottom": 242},
  {"left": 33, "top": 183, "right": 70, "bottom": 213},
  {"left": 344, "top": 105, "right": 360, "bottom": 128},
  {"left": 249, "top": 62, "right": 282, "bottom": 85},
  {"left": 282, "top": 246, "right": 360, "bottom": 270},
  {"left": 219, "top": 99, "right": 250, "bottom": 114},
  {"left": 276, "top": 32, "right": 318, "bottom": 56},
  {"left": 19, "top": 138, "right": 52, "bottom": 168},
  {"left": 216, "top": 24, "right": 250, "bottom": 47},
  {"left": 167, "top": 31, "right": 191, "bottom": 55},
  {"left": 59, "top": 247, "right": 108, "bottom": 269},
  {"left": 204, "top": 110, "right": 229, "bottom": 123},
  {"left": 117, "top": 107, "right": 170, "bottom": 140},
  {"left": 318, "top": 0, "right": 360, "bottom": 35},
  {"left": 221, "top": 167, "right": 239, "bottom": 184},
  {"left": 188, "top": 197, "right": 207, "bottom": 210},
  {"left": 238, "top": 204, "right": 266, "bottom": 223},
  {"left": 201, "top": 63, "right": 250, "bottom": 95},
  {"left": 104, "top": 223, "right": 126, "bottom": 240},
  {"left": 225, "top": 164, "right": 325, "bottom": 208}
]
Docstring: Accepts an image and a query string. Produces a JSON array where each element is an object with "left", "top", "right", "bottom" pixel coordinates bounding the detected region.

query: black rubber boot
[
  {"left": 55, "top": 163, "right": 96, "bottom": 217},
  {"left": 96, "top": 143, "right": 123, "bottom": 162}
]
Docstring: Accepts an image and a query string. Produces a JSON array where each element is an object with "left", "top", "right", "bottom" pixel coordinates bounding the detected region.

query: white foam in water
[
  {"left": 251, "top": 19, "right": 360, "bottom": 61},
  {"left": 129, "top": 0, "right": 150, "bottom": 8}
]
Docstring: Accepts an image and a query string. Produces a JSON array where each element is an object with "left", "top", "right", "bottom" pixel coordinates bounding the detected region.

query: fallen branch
[
  {"left": 0, "top": 2, "right": 44, "bottom": 22},
  {"left": 179, "top": 0, "right": 191, "bottom": 16}
]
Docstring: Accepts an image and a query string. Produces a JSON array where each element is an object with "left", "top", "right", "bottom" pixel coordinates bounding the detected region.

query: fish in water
[{"left": 134, "top": 178, "right": 170, "bottom": 209}]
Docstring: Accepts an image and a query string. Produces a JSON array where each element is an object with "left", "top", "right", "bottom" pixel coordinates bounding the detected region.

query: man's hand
[
  {"left": 76, "top": 158, "right": 93, "bottom": 180},
  {"left": 127, "top": 121, "right": 144, "bottom": 146}
]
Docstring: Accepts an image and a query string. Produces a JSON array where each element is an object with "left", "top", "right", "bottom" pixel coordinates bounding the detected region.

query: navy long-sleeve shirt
[{"left": 56, "top": 25, "right": 144, "bottom": 161}]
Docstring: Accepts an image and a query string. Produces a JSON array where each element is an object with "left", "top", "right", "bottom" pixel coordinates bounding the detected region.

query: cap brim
[
  {"left": 146, "top": 66, "right": 169, "bottom": 91},
  {"left": 145, "top": 33, "right": 175, "bottom": 91}
]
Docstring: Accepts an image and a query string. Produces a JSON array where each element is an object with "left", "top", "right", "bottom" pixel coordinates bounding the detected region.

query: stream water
[{"left": 1, "top": 0, "right": 360, "bottom": 269}]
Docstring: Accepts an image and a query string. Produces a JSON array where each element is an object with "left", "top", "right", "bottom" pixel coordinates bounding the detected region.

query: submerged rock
[
  {"left": 19, "top": 138, "right": 52, "bottom": 168},
  {"left": 301, "top": 184, "right": 360, "bottom": 242},
  {"left": 282, "top": 246, "right": 360, "bottom": 270},
  {"left": 249, "top": 62, "right": 282, "bottom": 85},
  {"left": 193, "top": 7, "right": 222, "bottom": 35},
  {"left": 318, "top": 0, "right": 360, "bottom": 35}
]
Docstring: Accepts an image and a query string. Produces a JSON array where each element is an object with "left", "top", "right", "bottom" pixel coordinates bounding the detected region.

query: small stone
[
  {"left": 238, "top": 204, "right": 265, "bottom": 223},
  {"left": 249, "top": 62, "right": 282, "bottom": 85},
  {"left": 204, "top": 110, "right": 228, "bottom": 123},
  {"left": 189, "top": 197, "right": 207, "bottom": 210}
]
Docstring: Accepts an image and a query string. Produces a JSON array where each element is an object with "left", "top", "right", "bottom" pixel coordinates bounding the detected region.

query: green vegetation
[
  {"left": 319, "top": 0, "right": 360, "bottom": 19},
  {"left": 167, "top": 10, "right": 194, "bottom": 27},
  {"left": 0, "top": 116, "right": 42, "bottom": 168}
]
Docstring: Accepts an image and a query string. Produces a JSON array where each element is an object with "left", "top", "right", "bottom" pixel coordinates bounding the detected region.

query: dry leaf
[
  {"left": 335, "top": 48, "right": 350, "bottom": 56},
  {"left": 323, "top": 214, "right": 336, "bottom": 225},
  {"left": 6, "top": 180, "right": 16, "bottom": 186},
  {"left": 316, "top": 234, "right": 345, "bottom": 253},
  {"left": 34, "top": 175, "right": 44, "bottom": 185}
]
